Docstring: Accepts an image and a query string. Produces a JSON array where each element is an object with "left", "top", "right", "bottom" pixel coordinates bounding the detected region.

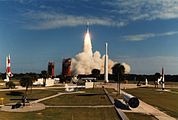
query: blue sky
[{"left": 0, "top": 0, "right": 178, "bottom": 75}]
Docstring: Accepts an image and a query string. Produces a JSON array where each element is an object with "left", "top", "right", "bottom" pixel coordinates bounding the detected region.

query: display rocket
[
  {"left": 4, "top": 54, "right": 13, "bottom": 82},
  {"left": 162, "top": 67, "right": 165, "bottom": 90},
  {"left": 104, "top": 43, "right": 109, "bottom": 83}
]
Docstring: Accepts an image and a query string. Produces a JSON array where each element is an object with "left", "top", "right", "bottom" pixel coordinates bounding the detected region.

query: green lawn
[
  {"left": 0, "top": 107, "right": 120, "bottom": 120},
  {"left": 124, "top": 88, "right": 178, "bottom": 118},
  {"left": 0, "top": 88, "right": 120, "bottom": 120},
  {"left": 0, "top": 89, "right": 61, "bottom": 104},
  {"left": 125, "top": 113, "right": 158, "bottom": 120},
  {"left": 42, "top": 88, "right": 111, "bottom": 106}
]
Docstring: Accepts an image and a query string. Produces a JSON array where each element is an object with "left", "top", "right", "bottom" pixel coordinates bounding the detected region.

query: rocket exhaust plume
[
  {"left": 83, "top": 27, "right": 92, "bottom": 56},
  {"left": 71, "top": 25, "right": 131, "bottom": 76}
]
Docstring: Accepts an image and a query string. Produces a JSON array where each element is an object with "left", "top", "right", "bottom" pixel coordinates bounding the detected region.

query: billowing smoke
[
  {"left": 121, "top": 63, "right": 131, "bottom": 74},
  {"left": 71, "top": 29, "right": 131, "bottom": 75}
]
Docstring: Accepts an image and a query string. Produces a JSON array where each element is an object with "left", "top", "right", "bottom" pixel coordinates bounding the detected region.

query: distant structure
[
  {"left": 162, "top": 67, "right": 165, "bottom": 90},
  {"left": 62, "top": 58, "right": 72, "bottom": 77},
  {"left": 4, "top": 54, "right": 13, "bottom": 82},
  {"left": 48, "top": 62, "right": 54, "bottom": 78},
  {"left": 104, "top": 43, "right": 109, "bottom": 83},
  {"left": 145, "top": 78, "right": 148, "bottom": 85}
]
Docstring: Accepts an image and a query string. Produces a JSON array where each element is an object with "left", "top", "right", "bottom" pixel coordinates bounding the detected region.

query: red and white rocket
[{"left": 4, "top": 54, "right": 13, "bottom": 82}]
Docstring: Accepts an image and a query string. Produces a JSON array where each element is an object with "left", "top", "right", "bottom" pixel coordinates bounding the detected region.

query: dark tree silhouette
[
  {"left": 136, "top": 75, "right": 144, "bottom": 86},
  {"left": 154, "top": 72, "right": 161, "bottom": 88},
  {"left": 6, "top": 81, "right": 16, "bottom": 89},
  {"left": 91, "top": 69, "right": 100, "bottom": 80},
  {"left": 20, "top": 75, "right": 33, "bottom": 94},
  {"left": 112, "top": 63, "right": 125, "bottom": 94},
  {"left": 41, "top": 70, "right": 49, "bottom": 87}
]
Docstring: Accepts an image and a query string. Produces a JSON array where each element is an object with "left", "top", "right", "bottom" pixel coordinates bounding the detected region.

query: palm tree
[
  {"left": 41, "top": 70, "right": 49, "bottom": 87},
  {"left": 112, "top": 63, "right": 125, "bottom": 95},
  {"left": 20, "top": 75, "right": 33, "bottom": 95}
]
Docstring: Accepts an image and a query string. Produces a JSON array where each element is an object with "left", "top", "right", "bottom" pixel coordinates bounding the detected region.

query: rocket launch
[
  {"left": 71, "top": 25, "right": 131, "bottom": 76},
  {"left": 83, "top": 26, "right": 92, "bottom": 57}
]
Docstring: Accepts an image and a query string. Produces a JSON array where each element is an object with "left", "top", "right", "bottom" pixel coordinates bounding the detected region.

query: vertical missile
[
  {"left": 5, "top": 56, "right": 9, "bottom": 82},
  {"left": 104, "top": 43, "right": 109, "bottom": 83},
  {"left": 5, "top": 54, "right": 13, "bottom": 82},
  {"left": 162, "top": 67, "right": 165, "bottom": 90},
  {"left": 87, "top": 22, "right": 89, "bottom": 33}
]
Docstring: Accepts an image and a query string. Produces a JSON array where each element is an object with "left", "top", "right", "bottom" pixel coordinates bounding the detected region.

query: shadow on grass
[
  {"left": 6, "top": 91, "right": 24, "bottom": 96},
  {"left": 114, "top": 99, "right": 130, "bottom": 110}
]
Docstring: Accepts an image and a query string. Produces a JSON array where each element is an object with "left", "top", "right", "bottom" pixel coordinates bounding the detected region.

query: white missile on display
[
  {"left": 162, "top": 67, "right": 165, "bottom": 90},
  {"left": 104, "top": 43, "right": 109, "bottom": 83}
]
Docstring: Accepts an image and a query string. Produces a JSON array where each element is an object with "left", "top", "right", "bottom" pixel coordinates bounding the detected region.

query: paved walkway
[
  {"left": 104, "top": 88, "right": 129, "bottom": 120},
  {"left": 46, "top": 105, "right": 114, "bottom": 108},
  {"left": 0, "top": 86, "right": 65, "bottom": 92}
]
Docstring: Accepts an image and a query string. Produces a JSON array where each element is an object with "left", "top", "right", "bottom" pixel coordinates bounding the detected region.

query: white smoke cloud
[
  {"left": 71, "top": 29, "right": 130, "bottom": 75},
  {"left": 121, "top": 62, "right": 131, "bottom": 74}
]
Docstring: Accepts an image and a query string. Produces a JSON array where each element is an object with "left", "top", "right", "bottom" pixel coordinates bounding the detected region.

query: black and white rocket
[
  {"left": 104, "top": 43, "right": 109, "bottom": 83},
  {"left": 162, "top": 67, "right": 165, "bottom": 90}
]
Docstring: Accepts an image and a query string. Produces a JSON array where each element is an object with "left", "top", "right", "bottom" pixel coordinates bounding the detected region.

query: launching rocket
[
  {"left": 4, "top": 54, "right": 13, "bottom": 82},
  {"left": 104, "top": 43, "right": 109, "bottom": 83},
  {"left": 83, "top": 23, "right": 92, "bottom": 57}
]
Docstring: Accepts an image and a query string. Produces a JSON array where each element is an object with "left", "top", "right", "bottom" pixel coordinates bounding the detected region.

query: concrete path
[
  {"left": 96, "top": 83, "right": 153, "bottom": 90},
  {"left": 104, "top": 88, "right": 129, "bottom": 120},
  {"left": 0, "top": 86, "right": 65, "bottom": 92},
  {"left": 46, "top": 105, "right": 114, "bottom": 108}
]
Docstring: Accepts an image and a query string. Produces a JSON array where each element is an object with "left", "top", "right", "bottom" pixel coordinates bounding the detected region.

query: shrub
[{"left": 6, "top": 81, "right": 16, "bottom": 89}]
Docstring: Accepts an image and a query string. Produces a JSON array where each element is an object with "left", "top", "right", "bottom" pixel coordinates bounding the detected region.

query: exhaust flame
[{"left": 83, "top": 30, "right": 92, "bottom": 56}]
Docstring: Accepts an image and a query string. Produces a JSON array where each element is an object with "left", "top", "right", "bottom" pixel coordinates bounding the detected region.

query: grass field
[
  {"left": 0, "top": 89, "right": 61, "bottom": 104},
  {"left": 105, "top": 88, "right": 122, "bottom": 99},
  {"left": 42, "top": 88, "right": 111, "bottom": 106},
  {"left": 0, "top": 87, "right": 171, "bottom": 120},
  {"left": 0, "top": 88, "right": 120, "bottom": 120},
  {"left": 124, "top": 87, "right": 178, "bottom": 118},
  {"left": 0, "top": 107, "right": 120, "bottom": 120}
]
